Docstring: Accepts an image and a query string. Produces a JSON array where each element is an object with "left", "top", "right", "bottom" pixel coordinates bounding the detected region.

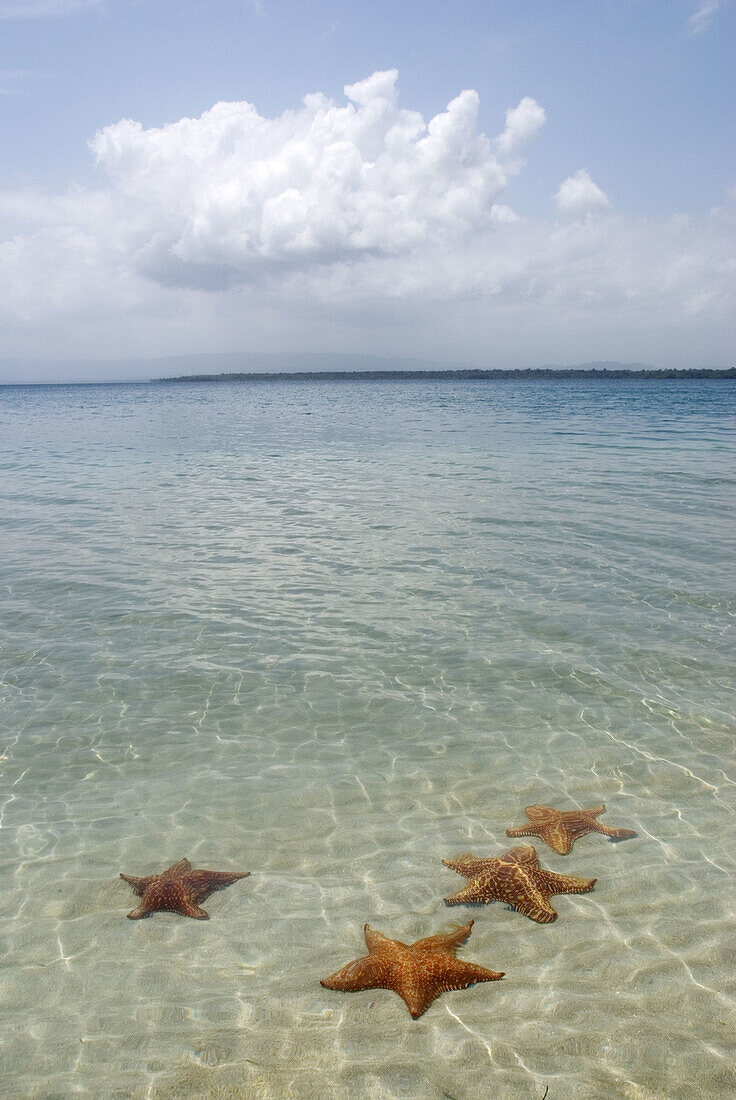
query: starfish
[
  {"left": 321, "top": 919, "right": 504, "bottom": 1019},
  {"left": 506, "top": 803, "right": 636, "bottom": 855},
  {"left": 120, "top": 858, "right": 249, "bottom": 920},
  {"left": 443, "top": 844, "right": 595, "bottom": 923}
]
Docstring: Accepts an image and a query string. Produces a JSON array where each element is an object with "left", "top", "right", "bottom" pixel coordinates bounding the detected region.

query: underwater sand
[{"left": 1, "top": 378, "right": 734, "bottom": 1098}]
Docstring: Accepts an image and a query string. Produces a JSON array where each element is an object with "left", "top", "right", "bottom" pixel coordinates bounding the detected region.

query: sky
[{"left": 0, "top": 0, "right": 734, "bottom": 381}]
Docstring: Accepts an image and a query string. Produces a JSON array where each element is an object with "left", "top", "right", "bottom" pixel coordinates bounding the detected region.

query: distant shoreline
[
  {"left": 2, "top": 366, "right": 734, "bottom": 387},
  {"left": 156, "top": 367, "right": 736, "bottom": 383}
]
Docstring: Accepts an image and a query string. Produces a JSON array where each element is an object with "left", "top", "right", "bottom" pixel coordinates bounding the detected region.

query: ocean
[{"left": 1, "top": 377, "right": 734, "bottom": 1099}]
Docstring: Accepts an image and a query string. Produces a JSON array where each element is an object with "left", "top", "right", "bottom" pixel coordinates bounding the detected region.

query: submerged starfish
[
  {"left": 506, "top": 803, "right": 636, "bottom": 855},
  {"left": 120, "top": 858, "right": 249, "bottom": 920},
  {"left": 443, "top": 844, "right": 595, "bottom": 923},
  {"left": 321, "top": 919, "right": 504, "bottom": 1019}
]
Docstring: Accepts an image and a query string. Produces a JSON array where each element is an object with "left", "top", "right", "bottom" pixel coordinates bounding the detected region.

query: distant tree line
[{"left": 157, "top": 367, "right": 736, "bottom": 383}]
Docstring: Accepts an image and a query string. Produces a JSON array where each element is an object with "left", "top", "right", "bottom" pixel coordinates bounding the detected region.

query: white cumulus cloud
[
  {"left": 0, "top": 71, "right": 733, "bottom": 372},
  {"left": 495, "top": 96, "right": 546, "bottom": 157},
  {"left": 555, "top": 169, "right": 610, "bottom": 217},
  {"left": 88, "top": 70, "right": 534, "bottom": 288}
]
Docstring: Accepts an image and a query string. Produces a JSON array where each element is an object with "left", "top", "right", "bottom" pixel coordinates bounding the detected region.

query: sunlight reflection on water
[{"left": 1, "top": 378, "right": 735, "bottom": 1098}]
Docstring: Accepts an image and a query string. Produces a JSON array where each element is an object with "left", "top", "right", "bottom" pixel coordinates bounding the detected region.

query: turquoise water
[{"left": 1, "top": 378, "right": 735, "bottom": 1099}]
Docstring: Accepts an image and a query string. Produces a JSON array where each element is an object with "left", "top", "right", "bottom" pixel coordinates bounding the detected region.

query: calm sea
[{"left": 1, "top": 378, "right": 735, "bottom": 1099}]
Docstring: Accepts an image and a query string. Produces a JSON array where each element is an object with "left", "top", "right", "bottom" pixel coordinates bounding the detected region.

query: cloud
[
  {"left": 489, "top": 204, "right": 519, "bottom": 224},
  {"left": 555, "top": 169, "right": 610, "bottom": 217},
  {"left": 0, "top": 71, "right": 733, "bottom": 372},
  {"left": 495, "top": 96, "right": 546, "bottom": 158},
  {"left": 688, "top": 0, "right": 732, "bottom": 33},
  {"left": 88, "top": 70, "right": 530, "bottom": 288}
]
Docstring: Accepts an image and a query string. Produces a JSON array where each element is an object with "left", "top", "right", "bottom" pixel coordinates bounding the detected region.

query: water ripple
[{"left": 0, "top": 378, "right": 734, "bottom": 1098}]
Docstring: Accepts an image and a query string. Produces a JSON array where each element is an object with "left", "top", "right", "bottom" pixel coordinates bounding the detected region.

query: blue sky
[{"left": 0, "top": 0, "right": 733, "bottom": 379}]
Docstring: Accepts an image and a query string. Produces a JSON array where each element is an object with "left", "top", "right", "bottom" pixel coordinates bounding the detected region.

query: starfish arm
[
  {"left": 534, "top": 869, "right": 596, "bottom": 896},
  {"left": 443, "top": 959, "right": 506, "bottom": 987},
  {"left": 127, "top": 900, "right": 154, "bottom": 919},
  {"left": 444, "top": 882, "right": 493, "bottom": 906},
  {"left": 489, "top": 868, "right": 559, "bottom": 922},
  {"left": 525, "top": 804, "right": 557, "bottom": 821},
  {"left": 585, "top": 804, "right": 606, "bottom": 818},
  {"left": 505, "top": 824, "right": 540, "bottom": 839},
  {"left": 400, "top": 984, "right": 439, "bottom": 1020},
  {"left": 396, "top": 971, "right": 446, "bottom": 1019},
  {"left": 514, "top": 891, "right": 558, "bottom": 923},
  {"left": 402, "top": 959, "right": 505, "bottom": 1018},
  {"left": 413, "top": 920, "right": 474, "bottom": 956},
  {"left": 537, "top": 823, "right": 574, "bottom": 854},
  {"left": 441, "top": 854, "right": 491, "bottom": 878},
  {"left": 590, "top": 821, "right": 637, "bottom": 840},
  {"left": 448, "top": 959, "right": 506, "bottom": 985},
  {"left": 503, "top": 845, "right": 540, "bottom": 866},
  {"left": 178, "top": 898, "right": 210, "bottom": 919},
  {"left": 162, "top": 858, "right": 192, "bottom": 878},
  {"left": 120, "top": 873, "right": 156, "bottom": 897},
  {"left": 321, "top": 954, "right": 387, "bottom": 993},
  {"left": 185, "top": 870, "right": 250, "bottom": 903},
  {"left": 364, "top": 925, "right": 393, "bottom": 953}
]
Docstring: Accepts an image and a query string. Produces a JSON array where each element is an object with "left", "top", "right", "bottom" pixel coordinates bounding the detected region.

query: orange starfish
[
  {"left": 120, "top": 858, "right": 249, "bottom": 920},
  {"left": 506, "top": 803, "right": 636, "bottom": 855},
  {"left": 321, "top": 919, "right": 504, "bottom": 1018},
  {"left": 443, "top": 844, "right": 595, "bottom": 923}
]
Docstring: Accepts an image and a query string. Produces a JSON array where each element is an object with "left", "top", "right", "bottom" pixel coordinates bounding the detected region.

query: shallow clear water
[{"left": 1, "top": 378, "right": 735, "bottom": 1099}]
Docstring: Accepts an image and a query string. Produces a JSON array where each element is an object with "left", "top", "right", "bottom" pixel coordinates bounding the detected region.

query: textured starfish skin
[
  {"left": 506, "top": 803, "right": 636, "bottom": 855},
  {"left": 321, "top": 919, "right": 504, "bottom": 1019},
  {"left": 443, "top": 845, "right": 595, "bottom": 924},
  {"left": 120, "top": 858, "right": 249, "bottom": 919}
]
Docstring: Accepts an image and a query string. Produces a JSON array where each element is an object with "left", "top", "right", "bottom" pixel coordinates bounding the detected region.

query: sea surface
[{"left": 1, "top": 377, "right": 734, "bottom": 1100}]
